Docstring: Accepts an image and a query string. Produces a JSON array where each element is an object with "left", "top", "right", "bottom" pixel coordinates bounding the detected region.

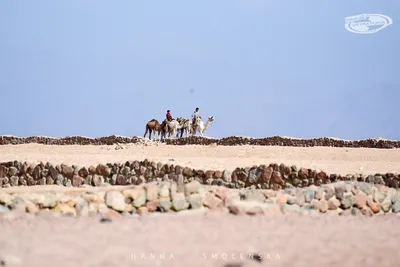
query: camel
[
  {"left": 164, "top": 119, "right": 183, "bottom": 139},
  {"left": 177, "top": 118, "right": 192, "bottom": 138},
  {"left": 143, "top": 119, "right": 163, "bottom": 141},
  {"left": 191, "top": 116, "right": 214, "bottom": 137}
]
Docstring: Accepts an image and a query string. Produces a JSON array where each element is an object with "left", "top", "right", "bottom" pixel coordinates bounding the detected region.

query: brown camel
[{"left": 144, "top": 119, "right": 162, "bottom": 141}]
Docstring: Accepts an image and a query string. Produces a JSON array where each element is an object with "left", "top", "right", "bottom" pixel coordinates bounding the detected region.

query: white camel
[
  {"left": 191, "top": 116, "right": 214, "bottom": 137},
  {"left": 165, "top": 119, "right": 184, "bottom": 139},
  {"left": 176, "top": 118, "right": 192, "bottom": 138}
]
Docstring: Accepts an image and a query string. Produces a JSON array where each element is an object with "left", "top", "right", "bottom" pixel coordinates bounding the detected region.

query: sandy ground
[
  {"left": 0, "top": 143, "right": 400, "bottom": 175},
  {"left": 1, "top": 213, "right": 400, "bottom": 267},
  {"left": 1, "top": 143, "right": 400, "bottom": 267}
]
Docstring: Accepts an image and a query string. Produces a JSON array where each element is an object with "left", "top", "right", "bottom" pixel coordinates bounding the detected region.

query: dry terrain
[
  {"left": 0, "top": 143, "right": 399, "bottom": 174},
  {"left": 1, "top": 143, "right": 400, "bottom": 267}
]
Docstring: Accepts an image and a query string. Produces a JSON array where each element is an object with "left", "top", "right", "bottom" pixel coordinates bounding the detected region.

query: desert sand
[
  {"left": 1, "top": 143, "right": 400, "bottom": 267},
  {"left": 0, "top": 143, "right": 399, "bottom": 175}
]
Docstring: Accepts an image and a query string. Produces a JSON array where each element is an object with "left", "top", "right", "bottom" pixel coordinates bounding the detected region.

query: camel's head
[{"left": 208, "top": 116, "right": 215, "bottom": 122}]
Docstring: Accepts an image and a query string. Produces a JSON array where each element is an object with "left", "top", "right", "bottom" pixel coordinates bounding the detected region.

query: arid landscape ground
[{"left": 1, "top": 139, "right": 400, "bottom": 267}]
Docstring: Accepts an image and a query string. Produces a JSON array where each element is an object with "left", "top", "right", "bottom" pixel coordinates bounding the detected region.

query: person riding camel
[
  {"left": 191, "top": 107, "right": 200, "bottom": 130},
  {"left": 166, "top": 110, "right": 173, "bottom": 121}
]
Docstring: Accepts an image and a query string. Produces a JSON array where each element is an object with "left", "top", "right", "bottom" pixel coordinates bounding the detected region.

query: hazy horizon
[{"left": 1, "top": 1, "right": 399, "bottom": 140}]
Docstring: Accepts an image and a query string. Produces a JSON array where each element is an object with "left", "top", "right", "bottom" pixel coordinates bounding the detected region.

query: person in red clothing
[{"left": 166, "top": 110, "right": 173, "bottom": 121}]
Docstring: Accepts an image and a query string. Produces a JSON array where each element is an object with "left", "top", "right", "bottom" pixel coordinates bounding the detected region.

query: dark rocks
[{"left": 1, "top": 160, "right": 400, "bottom": 192}]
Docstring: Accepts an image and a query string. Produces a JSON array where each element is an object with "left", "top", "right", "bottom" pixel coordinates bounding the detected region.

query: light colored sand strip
[{"left": 0, "top": 144, "right": 399, "bottom": 175}]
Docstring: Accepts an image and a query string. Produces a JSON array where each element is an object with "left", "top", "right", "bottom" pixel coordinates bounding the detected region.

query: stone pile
[
  {"left": 1, "top": 135, "right": 399, "bottom": 149},
  {"left": 1, "top": 160, "right": 399, "bottom": 189},
  {"left": 1, "top": 181, "right": 399, "bottom": 217}
]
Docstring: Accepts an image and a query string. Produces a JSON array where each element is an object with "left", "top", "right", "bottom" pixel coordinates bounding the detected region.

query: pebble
[
  {"left": 303, "top": 189, "right": 315, "bottom": 203},
  {"left": 105, "top": 191, "right": 126, "bottom": 212}
]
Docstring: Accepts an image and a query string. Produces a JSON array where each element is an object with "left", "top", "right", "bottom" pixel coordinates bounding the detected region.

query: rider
[
  {"left": 166, "top": 110, "right": 173, "bottom": 121},
  {"left": 191, "top": 107, "right": 200, "bottom": 130}
]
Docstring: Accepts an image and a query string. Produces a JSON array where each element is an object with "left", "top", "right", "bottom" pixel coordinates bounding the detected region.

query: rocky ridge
[
  {"left": 1, "top": 181, "right": 399, "bottom": 217},
  {"left": 1, "top": 135, "right": 399, "bottom": 148},
  {"left": 0, "top": 160, "right": 399, "bottom": 189}
]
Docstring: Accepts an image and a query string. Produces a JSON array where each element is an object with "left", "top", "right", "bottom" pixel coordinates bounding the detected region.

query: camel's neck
[{"left": 204, "top": 120, "right": 211, "bottom": 130}]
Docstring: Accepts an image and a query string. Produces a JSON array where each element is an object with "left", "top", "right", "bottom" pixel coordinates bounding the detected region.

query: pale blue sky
[{"left": 0, "top": 1, "right": 399, "bottom": 139}]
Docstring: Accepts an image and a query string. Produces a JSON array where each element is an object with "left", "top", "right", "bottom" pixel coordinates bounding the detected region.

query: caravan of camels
[{"left": 144, "top": 112, "right": 215, "bottom": 141}]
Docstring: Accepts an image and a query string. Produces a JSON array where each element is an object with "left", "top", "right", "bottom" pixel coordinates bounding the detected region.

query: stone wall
[
  {"left": 1, "top": 135, "right": 400, "bottom": 149},
  {"left": 1, "top": 160, "right": 399, "bottom": 189},
  {"left": 1, "top": 181, "right": 400, "bottom": 217}
]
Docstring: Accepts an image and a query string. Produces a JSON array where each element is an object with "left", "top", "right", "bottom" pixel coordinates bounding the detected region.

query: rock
[
  {"left": 172, "top": 193, "right": 189, "bottom": 211},
  {"left": 26, "top": 202, "right": 39, "bottom": 213},
  {"left": 53, "top": 204, "right": 77, "bottom": 216},
  {"left": 340, "top": 194, "right": 353, "bottom": 209},
  {"left": 158, "top": 197, "right": 172, "bottom": 212},
  {"left": 334, "top": 184, "right": 346, "bottom": 200},
  {"left": 229, "top": 201, "right": 281, "bottom": 216},
  {"left": 146, "top": 200, "right": 159, "bottom": 212},
  {"left": 359, "top": 183, "right": 372, "bottom": 195},
  {"left": 328, "top": 197, "right": 340, "bottom": 210},
  {"left": 137, "top": 207, "right": 149, "bottom": 215},
  {"left": 75, "top": 199, "right": 89, "bottom": 217},
  {"left": 287, "top": 197, "right": 297, "bottom": 205},
  {"left": 381, "top": 195, "right": 392, "bottom": 213},
  {"left": 369, "top": 202, "right": 381, "bottom": 214},
  {"left": 214, "top": 186, "right": 229, "bottom": 201},
  {"left": 314, "top": 188, "right": 324, "bottom": 200},
  {"left": 189, "top": 193, "right": 203, "bottom": 209},
  {"left": 159, "top": 184, "right": 170, "bottom": 198},
  {"left": 271, "top": 171, "right": 284, "bottom": 185},
  {"left": 203, "top": 193, "right": 223, "bottom": 210},
  {"left": 303, "top": 189, "right": 315, "bottom": 203},
  {"left": 184, "top": 180, "right": 202, "bottom": 195},
  {"left": 105, "top": 191, "right": 126, "bottom": 212},
  {"left": 354, "top": 191, "right": 368, "bottom": 209},
  {"left": 323, "top": 186, "right": 334, "bottom": 200},
  {"left": 0, "top": 205, "right": 10, "bottom": 213},
  {"left": 222, "top": 170, "right": 232, "bottom": 183},
  {"left": 72, "top": 175, "right": 83, "bottom": 187},
  {"left": 392, "top": 200, "right": 400, "bottom": 213},
  {"left": 0, "top": 193, "right": 13, "bottom": 206},
  {"left": 373, "top": 190, "right": 386, "bottom": 203},
  {"left": 146, "top": 185, "right": 158, "bottom": 201},
  {"left": 61, "top": 165, "right": 74, "bottom": 178},
  {"left": 351, "top": 208, "right": 362, "bottom": 216},
  {"left": 9, "top": 176, "right": 19, "bottom": 186},
  {"left": 391, "top": 194, "right": 400, "bottom": 204},
  {"left": 96, "top": 164, "right": 111, "bottom": 177},
  {"left": 295, "top": 191, "right": 305, "bottom": 206},
  {"left": 276, "top": 194, "right": 288, "bottom": 205},
  {"left": 318, "top": 199, "right": 328, "bottom": 213},
  {"left": 123, "top": 188, "right": 146, "bottom": 208}
]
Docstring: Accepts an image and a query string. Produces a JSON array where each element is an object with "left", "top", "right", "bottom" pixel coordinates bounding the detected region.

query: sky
[{"left": 0, "top": 0, "right": 399, "bottom": 140}]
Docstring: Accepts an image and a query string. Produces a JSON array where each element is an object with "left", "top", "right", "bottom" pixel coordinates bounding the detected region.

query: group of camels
[{"left": 144, "top": 115, "right": 215, "bottom": 141}]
